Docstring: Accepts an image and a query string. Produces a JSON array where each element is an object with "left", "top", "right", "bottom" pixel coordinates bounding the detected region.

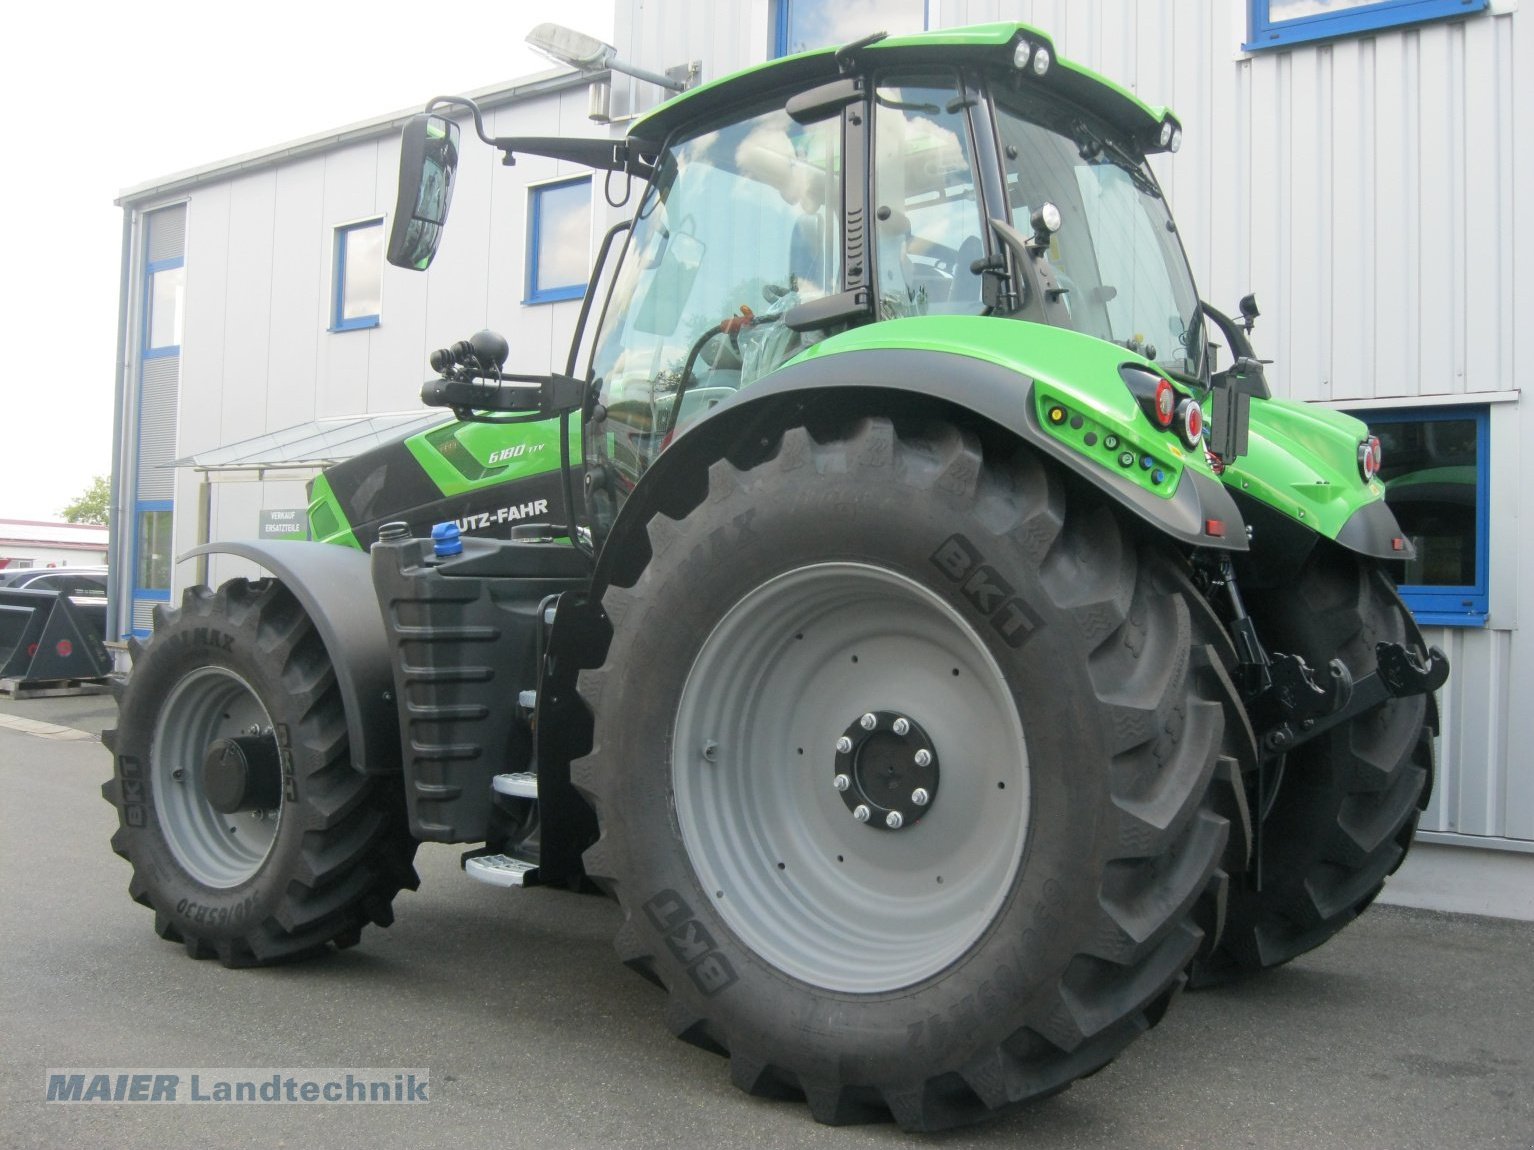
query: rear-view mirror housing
[{"left": 387, "top": 114, "right": 460, "bottom": 270}]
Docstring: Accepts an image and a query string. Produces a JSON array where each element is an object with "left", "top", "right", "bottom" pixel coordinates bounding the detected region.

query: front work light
[{"left": 1013, "top": 38, "right": 1052, "bottom": 75}]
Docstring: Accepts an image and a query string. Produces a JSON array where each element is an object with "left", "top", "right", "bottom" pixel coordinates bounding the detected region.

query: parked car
[{"left": 0, "top": 567, "right": 108, "bottom": 597}]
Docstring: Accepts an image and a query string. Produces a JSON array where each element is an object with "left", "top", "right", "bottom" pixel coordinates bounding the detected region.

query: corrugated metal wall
[{"left": 614, "top": 0, "right": 1531, "bottom": 847}]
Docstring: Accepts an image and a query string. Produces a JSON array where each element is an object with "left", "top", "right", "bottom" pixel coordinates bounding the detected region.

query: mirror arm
[
  {"left": 421, "top": 95, "right": 648, "bottom": 175},
  {"left": 425, "top": 95, "right": 497, "bottom": 146}
]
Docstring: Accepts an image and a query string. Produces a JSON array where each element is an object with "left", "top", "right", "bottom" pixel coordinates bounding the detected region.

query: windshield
[{"left": 994, "top": 91, "right": 1204, "bottom": 380}]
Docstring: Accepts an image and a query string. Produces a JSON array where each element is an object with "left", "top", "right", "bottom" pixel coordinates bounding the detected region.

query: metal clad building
[{"left": 112, "top": 0, "right": 1531, "bottom": 909}]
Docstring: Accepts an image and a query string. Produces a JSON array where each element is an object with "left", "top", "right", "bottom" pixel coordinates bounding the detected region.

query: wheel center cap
[
  {"left": 832, "top": 710, "right": 939, "bottom": 830},
  {"left": 200, "top": 734, "right": 283, "bottom": 815}
]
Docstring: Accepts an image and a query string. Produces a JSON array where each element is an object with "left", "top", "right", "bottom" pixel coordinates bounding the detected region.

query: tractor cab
[{"left": 386, "top": 24, "right": 1248, "bottom": 554}]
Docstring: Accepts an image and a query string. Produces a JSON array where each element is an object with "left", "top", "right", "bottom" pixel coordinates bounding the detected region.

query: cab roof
[{"left": 629, "top": 23, "right": 1173, "bottom": 149}]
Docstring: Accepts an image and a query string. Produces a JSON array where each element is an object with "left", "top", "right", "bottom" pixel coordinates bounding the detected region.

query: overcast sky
[{"left": 0, "top": 0, "right": 614, "bottom": 523}]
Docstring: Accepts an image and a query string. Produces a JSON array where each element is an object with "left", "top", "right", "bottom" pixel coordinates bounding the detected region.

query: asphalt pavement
[{"left": 2, "top": 690, "right": 1531, "bottom": 1150}]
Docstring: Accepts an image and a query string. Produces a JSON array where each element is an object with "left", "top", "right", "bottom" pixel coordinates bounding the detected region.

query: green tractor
[{"left": 103, "top": 24, "right": 1447, "bottom": 1130}]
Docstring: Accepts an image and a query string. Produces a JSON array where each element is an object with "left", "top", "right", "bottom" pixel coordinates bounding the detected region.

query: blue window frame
[
  {"left": 772, "top": 0, "right": 929, "bottom": 58},
  {"left": 143, "top": 257, "right": 184, "bottom": 359},
  {"left": 1247, "top": 0, "right": 1488, "bottom": 50},
  {"left": 332, "top": 219, "right": 383, "bottom": 331},
  {"left": 1348, "top": 405, "right": 1490, "bottom": 627},
  {"left": 525, "top": 177, "right": 591, "bottom": 305},
  {"left": 130, "top": 502, "right": 173, "bottom": 635}
]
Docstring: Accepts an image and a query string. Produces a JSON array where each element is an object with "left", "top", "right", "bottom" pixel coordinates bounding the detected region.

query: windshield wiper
[
  {"left": 1074, "top": 124, "right": 1161, "bottom": 198},
  {"left": 875, "top": 92, "right": 942, "bottom": 115}
]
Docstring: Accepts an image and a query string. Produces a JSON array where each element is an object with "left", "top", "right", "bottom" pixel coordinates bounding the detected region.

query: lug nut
[
  {"left": 171, "top": 768, "right": 186, "bottom": 782},
  {"left": 836, "top": 736, "right": 853, "bottom": 754},
  {"left": 911, "top": 787, "right": 929, "bottom": 806},
  {"left": 860, "top": 713, "right": 877, "bottom": 731},
  {"left": 914, "top": 749, "right": 933, "bottom": 767},
  {"left": 892, "top": 717, "right": 910, "bottom": 736},
  {"left": 886, "top": 811, "right": 904, "bottom": 829},
  {"left": 853, "top": 804, "right": 871, "bottom": 823},
  {"left": 833, "top": 773, "right": 851, "bottom": 792},
  {"left": 701, "top": 740, "right": 718, "bottom": 762}
]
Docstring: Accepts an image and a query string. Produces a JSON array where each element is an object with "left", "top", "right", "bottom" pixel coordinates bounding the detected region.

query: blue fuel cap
[{"left": 431, "top": 522, "right": 463, "bottom": 557}]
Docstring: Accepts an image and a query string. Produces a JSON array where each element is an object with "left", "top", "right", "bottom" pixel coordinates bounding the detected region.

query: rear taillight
[
  {"left": 1176, "top": 398, "right": 1203, "bottom": 449},
  {"left": 1359, "top": 435, "right": 1382, "bottom": 482},
  {"left": 1119, "top": 365, "right": 1176, "bottom": 429}
]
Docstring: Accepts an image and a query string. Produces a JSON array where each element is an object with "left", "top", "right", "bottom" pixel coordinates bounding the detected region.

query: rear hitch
[{"left": 1261, "top": 642, "right": 1448, "bottom": 754}]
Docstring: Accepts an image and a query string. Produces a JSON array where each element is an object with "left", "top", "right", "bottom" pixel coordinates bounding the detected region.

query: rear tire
[
  {"left": 1191, "top": 546, "right": 1434, "bottom": 983},
  {"left": 575, "top": 417, "right": 1243, "bottom": 1129},
  {"left": 102, "top": 579, "right": 419, "bottom": 966}
]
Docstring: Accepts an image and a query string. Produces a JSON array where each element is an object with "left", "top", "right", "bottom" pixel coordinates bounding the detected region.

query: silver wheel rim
[
  {"left": 673, "top": 562, "right": 1030, "bottom": 993},
  {"left": 151, "top": 666, "right": 282, "bottom": 888}
]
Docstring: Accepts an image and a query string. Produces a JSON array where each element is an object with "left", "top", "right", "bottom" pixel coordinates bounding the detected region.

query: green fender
[
  {"left": 1223, "top": 397, "right": 1408, "bottom": 561},
  {"left": 792, "top": 316, "right": 1406, "bottom": 561}
]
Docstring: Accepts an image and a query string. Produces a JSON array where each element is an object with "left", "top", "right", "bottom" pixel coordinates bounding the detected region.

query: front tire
[
  {"left": 575, "top": 417, "right": 1243, "bottom": 1129},
  {"left": 102, "top": 579, "right": 418, "bottom": 966}
]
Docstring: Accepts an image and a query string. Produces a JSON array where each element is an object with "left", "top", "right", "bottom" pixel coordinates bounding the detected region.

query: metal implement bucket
[{"left": 0, "top": 588, "right": 112, "bottom": 694}]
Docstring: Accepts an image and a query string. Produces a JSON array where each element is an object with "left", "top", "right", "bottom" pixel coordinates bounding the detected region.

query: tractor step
[
  {"left": 492, "top": 772, "right": 538, "bottom": 799},
  {"left": 463, "top": 853, "right": 540, "bottom": 888}
]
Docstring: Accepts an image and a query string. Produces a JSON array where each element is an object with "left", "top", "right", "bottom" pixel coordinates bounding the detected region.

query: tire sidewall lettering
[{"left": 642, "top": 889, "right": 739, "bottom": 998}]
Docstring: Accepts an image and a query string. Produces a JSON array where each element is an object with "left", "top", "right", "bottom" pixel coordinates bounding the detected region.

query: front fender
[
  {"left": 182, "top": 541, "right": 400, "bottom": 775},
  {"left": 592, "top": 330, "right": 1245, "bottom": 591}
]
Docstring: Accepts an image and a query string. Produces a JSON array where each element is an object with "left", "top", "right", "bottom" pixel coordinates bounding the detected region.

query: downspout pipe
[{"left": 106, "top": 206, "right": 134, "bottom": 652}]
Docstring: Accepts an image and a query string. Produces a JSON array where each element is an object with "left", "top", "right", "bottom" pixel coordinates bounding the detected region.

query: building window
[
  {"left": 145, "top": 258, "right": 184, "bottom": 356},
  {"left": 526, "top": 177, "right": 591, "bottom": 305},
  {"left": 1247, "top": 0, "right": 1489, "bottom": 50},
  {"left": 134, "top": 505, "right": 173, "bottom": 595},
  {"left": 333, "top": 219, "right": 383, "bottom": 330},
  {"left": 1350, "top": 406, "right": 1489, "bottom": 627},
  {"left": 773, "top": 0, "right": 927, "bottom": 57}
]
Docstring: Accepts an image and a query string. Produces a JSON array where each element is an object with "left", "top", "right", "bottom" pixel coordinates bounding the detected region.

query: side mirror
[{"left": 387, "top": 114, "right": 460, "bottom": 270}]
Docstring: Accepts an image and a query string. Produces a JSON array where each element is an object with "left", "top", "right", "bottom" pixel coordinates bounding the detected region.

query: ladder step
[
  {"left": 464, "top": 854, "right": 539, "bottom": 888},
  {"left": 492, "top": 772, "right": 538, "bottom": 799}
]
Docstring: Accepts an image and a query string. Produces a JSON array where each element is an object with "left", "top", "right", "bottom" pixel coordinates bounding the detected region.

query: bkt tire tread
[{"left": 574, "top": 416, "right": 1250, "bottom": 1130}]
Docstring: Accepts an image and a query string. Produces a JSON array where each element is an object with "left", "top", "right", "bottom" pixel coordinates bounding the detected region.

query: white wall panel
[
  {"left": 179, "top": 184, "right": 231, "bottom": 460},
  {"left": 267, "top": 158, "right": 325, "bottom": 430},
  {"left": 219, "top": 171, "right": 278, "bottom": 445}
]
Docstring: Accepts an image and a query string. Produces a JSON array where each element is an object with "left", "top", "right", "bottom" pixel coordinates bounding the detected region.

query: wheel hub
[
  {"left": 833, "top": 710, "right": 939, "bottom": 830},
  {"left": 200, "top": 734, "right": 282, "bottom": 815}
]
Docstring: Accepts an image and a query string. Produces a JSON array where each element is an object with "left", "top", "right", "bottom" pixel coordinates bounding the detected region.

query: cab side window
[{"left": 872, "top": 74, "right": 986, "bottom": 318}]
